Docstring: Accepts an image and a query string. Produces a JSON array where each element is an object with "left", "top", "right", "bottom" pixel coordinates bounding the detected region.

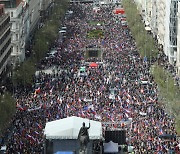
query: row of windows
[
  {"left": 0, "top": 1, "right": 16, "bottom": 8},
  {"left": 0, "top": 16, "right": 10, "bottom": 31},
  {"left": 0, "top": 29, "right": 10, "bottom": 45},
  {"left": 0, "top": 48, "right": 11, "bottom": 72},
  {"left": 0, "top": 38, "right": 11, "bottom": 57},
  {"left": 169, "top": 0, "right": 178, "bottom": 47}
]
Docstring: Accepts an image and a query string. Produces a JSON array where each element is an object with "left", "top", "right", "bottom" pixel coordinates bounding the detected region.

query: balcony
[
  {"left": 0, "top": 43, "right": 11, "bottom": 63},
  {"left": 0, "top": 35, "right": 11, "bottom": 51},
  {"left": 11, "top": 50, "right": 22, "bottom": 57},
  {"left": 11, "top": 28, "right": 19, "bottom": 33},
  {"left": 0, "top": 14, "right": 9, "bottom": 25},
  {"left": 0, "top": 23, "right": 10, "bottom": 39},
  {"left": 10, "top": 17, "right": 21, "bottom": 22}
]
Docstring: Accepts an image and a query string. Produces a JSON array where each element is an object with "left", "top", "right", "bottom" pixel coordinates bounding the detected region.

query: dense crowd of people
[
  {"left": 157, "top": 52, "right": 180, "bottom": 87},
  {"left": 3, "top": 3, "right": 180, "bottom": 153}
]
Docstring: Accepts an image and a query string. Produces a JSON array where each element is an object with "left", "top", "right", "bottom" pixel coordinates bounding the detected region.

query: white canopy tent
[{"left": 44, "top": 116, "right": 103, "bottom": 140}]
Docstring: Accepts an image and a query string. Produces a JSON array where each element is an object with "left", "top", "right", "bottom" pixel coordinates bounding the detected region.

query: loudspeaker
[{"left": 105, "top": 130, "right": 126, "bottom": 145}]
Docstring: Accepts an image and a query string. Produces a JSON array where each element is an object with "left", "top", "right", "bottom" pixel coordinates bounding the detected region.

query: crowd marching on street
[{"left": 2, "top": 2, "right": 180, "bottom": 153}]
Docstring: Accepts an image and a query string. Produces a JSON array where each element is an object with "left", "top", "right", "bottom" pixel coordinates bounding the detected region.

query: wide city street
[{"left": 4, "top": 2, "right": 179, "bottom": 153}]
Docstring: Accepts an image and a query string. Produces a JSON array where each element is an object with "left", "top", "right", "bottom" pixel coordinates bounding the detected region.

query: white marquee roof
[{"left": 44, "top": 116, "right": 102, "bottom": 140}]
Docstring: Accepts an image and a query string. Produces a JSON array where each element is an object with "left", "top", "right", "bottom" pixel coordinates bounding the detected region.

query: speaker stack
[{"left": 105, "top": 130, "right": 126, "bottom": 145}]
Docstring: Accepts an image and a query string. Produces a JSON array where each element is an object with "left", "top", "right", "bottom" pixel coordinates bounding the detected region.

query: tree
[
  {"left": 151, "top": 64, "right": 180, "bottom": 135},
  {"left": 12, "top": 0, "right": 70, "bottom": 88},
  {"left": 12, "top": 60, "right": 36, "bottom": 87},
  {"left": 122, "top": 0, "right": 158, "bottom": 59},
  {"left": 0, "top": 92, "right": 16, "bottom": 135}
]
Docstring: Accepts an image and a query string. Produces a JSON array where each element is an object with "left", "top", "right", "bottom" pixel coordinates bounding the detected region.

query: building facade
[
  {"left": 28, "top": 0, "right": 41, "bottom": 33},
  {"left": 0, "top": 4, "right": 12, "bottom": 78},
  {"left": 176, "top": 1, "right": 180, "bottom": 75},
  {"left": 135, "top": 0, "right": 180, "bottom": 74},
  {"left": 156, "top": 0, "right": 166, "bottom": 46},
  {"left": 0, "top": 0, "right": 28, "bottom": 64},
  {"left": 0, "top": 0, "right": 45, "bottom": 64},
  {"left": 168, "top": 0, "right": 178, "bottom": 64}
]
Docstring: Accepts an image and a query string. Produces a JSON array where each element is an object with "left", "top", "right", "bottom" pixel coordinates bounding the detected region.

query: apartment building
[
  {"left": 28, "top": 0, "right": 42, "bottom": 33},
  {"left": 149, "top": 0, "right": 157, "bottom": 37},
  {"left": 168, "top": 0, "right": 178, "bottom": 64},
  {"left": 135, "top": 0, "right": 180, "bottom": 74},
  {"left": 0, "top": 0, "right": 29, "bottom": 64},
  {"left": 156, "top": 0, "right": 166, "bottom": 46},
  {"left": 0, "top": 4, "right": 12, "bottom": 78},
  {"left": 176, "top": 1, "right": 180, "bottom": 75}
]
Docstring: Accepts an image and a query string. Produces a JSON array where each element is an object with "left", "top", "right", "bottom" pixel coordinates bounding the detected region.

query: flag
[
  {"left": 65, "top": 85, "right": 69, "bottom": 91},
  {"left": 57, "top": 96, "right": 62, "bottom": 103},
  {"left": 49, "top": 86, "right": 54, "bottom": 93},
  {"left": 133, "top": 124, "right": 137, "bottom": 133},
  {"left": 56, "top": 114, "right": 60, "bottom": 119},
  {"left": 126, "top": 93, "right": 131, "bottom": 99},
  {"left": 86, "top": 112, "right": 90, "bottom": 117},
  {"left": 50, "top": 100, "right": 53, "bottom": 105},
  {"left": 125, "top": 113, "right": 129, "bottom": 118},
  {"left": 101, "top": 40, "right": 105, "bottom": 46},
  {"left": 107, "top": 113, "right": 111, "bottom": 119},
  {"left": 159, "top": 128, "right": 163, "bottom": 135},
  {"left": 35, "top": 122, "right": 42, "bottom": 129},
  {"left": 31, "top": 136, "right": 36, "bottom": 142},
  {"left": 133, "top": 96, "right": 137, "bottom": 101},
  {"left": 83, "top": 106, "right": 88, "bottom": 111},
  {"left": 27, "top": 106, "right": 41, "bottom": 112},
  {"left": 124, "top": 108, "right": 131, "bottom": 114},
  {"left": 90, "top": 108, "right": 96, "bottom": 115},
  {"left": 88, "top": 104, "right": 94, "bottom": 110},
  {"left": 16, "top": 104, "right": 24, "bottom": 111},
  {"left": 78, "top": 98, "right": 81, "bottom": 103},
  {"left": 66, "top": 104, "right": 70, "bottom": 109},
  {"left": 26, "top": 134, "right": 32, "bottom": 140},
  {"left": 43, "top": 92, "right": 47, "bottom": 97},
  {"left": 35, "top": 87, "right": 41, "bottom": 94},
  {"left": 110, "top": 116, "right": 115, "bottom": 122},
  {"left": 148, "top": 106, "right": 152, "bottom": 113},
  {"left": 149, "top": 96, "right": 155, "bottom": 103},
  {"left": 34, "top": 93, "right": 37, "bottom": 98},
  {"left": 81, "top": 111, "right": 85, "bottom": 117},
  {"left": 34, "top": 131, "right": 39, "bottom": 135},
  {"left": 152, "top": 118, "right": 155, "bottom": 125},
  {"left": 126, "top": 99, "right": 130, "bottom": 104}
]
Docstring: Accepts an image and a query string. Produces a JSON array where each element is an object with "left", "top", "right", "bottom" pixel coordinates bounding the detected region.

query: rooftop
[{"left": 0, "top": 0, "right": 23, "bottom": 8}]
